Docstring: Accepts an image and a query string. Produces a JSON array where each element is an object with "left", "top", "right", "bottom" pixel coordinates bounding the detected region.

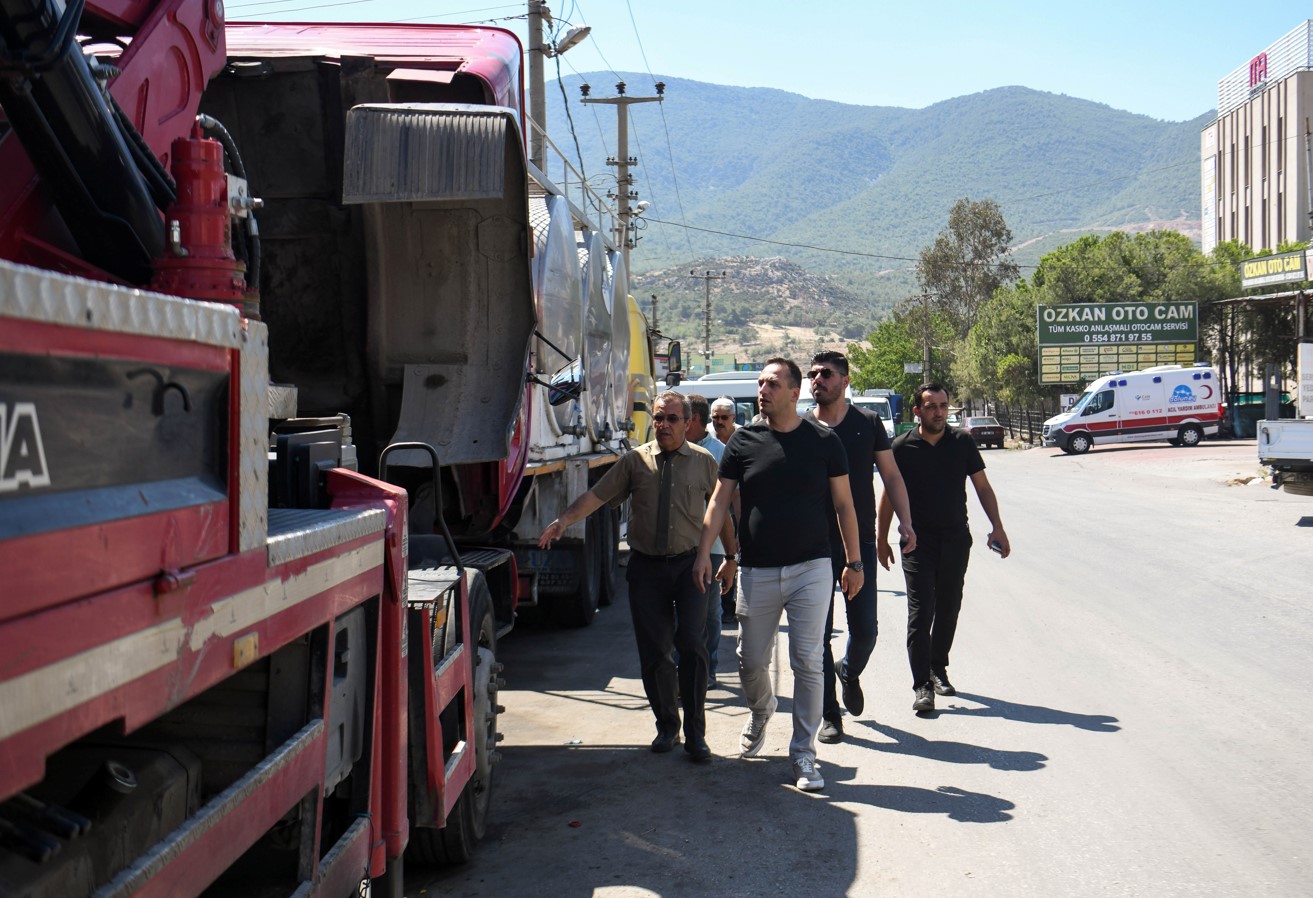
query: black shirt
[
  {"left": 890, "top": 426, "right": 985, "bottom": 534},
  {"left": 720, "top": 418, "right": 849, "bottom": 567},
  {"left": 808, "top": 405, "right": 891, "bottom": 547}
]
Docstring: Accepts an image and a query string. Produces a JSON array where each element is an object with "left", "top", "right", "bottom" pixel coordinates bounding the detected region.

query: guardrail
[{"left": 525, "top": 116, "right": 618, "bottom": 248}]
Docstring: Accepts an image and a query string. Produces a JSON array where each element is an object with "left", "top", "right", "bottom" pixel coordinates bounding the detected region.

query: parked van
[
  {"left": 671, "top": 371, "right": 851, "bottom": 425},
  {"left": 1042, "top": 364, "right": 1223, "bottom": 454}
]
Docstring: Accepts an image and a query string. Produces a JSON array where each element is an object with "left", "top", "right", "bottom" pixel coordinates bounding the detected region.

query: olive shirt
[{"left": 591, "top": 439, "right": 719, "bottom": 556}]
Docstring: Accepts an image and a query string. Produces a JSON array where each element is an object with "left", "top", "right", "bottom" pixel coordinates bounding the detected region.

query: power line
[{"left": 619, "top": 0, "right": 696, "bottom": 263}]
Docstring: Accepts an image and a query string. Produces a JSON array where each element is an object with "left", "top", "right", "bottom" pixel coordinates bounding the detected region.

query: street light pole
[
  {"left": 690, "top": 270, "right": 727, "bottom": 375},
  {"left": 527, "top": 2, "right": 591, "bottom": 172}
]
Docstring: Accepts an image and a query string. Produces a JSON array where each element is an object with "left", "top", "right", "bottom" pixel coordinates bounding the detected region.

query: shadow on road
[
  {"left": 420, "top": 743, "right": 862, "bottom": 898},
  {"left": 939, "top": 692, "right": 1121, "bottom": 732},
  {"left": 854, "top": 720, "right": 1048, "bottom": 771}
]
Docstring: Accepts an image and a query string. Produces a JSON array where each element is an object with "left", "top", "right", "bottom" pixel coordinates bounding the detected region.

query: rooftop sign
[{"left": 1217, "top": 20, "right": 1313, "bottom": 116}]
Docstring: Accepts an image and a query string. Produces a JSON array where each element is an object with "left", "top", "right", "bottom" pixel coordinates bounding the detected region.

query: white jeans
[{"left": 736, "top": 557, "right": 832, "bottom": 763}]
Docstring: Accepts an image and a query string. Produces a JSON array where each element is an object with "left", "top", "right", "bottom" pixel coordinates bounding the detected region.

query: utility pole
[
  {"left": 527, "top": 1, "right": 548, "bottom": 171},
  {"left": 690, "top": 269, "right": 727, "bottom": 375},
  {"left": 582, "top": 80, "right": 663, "bottom": 276},
  {"left": 649, "top": 293, "right": 658, "bottom": 331},
  {"left": 922, "top": 292, "right": 932, "bottom": 381}
]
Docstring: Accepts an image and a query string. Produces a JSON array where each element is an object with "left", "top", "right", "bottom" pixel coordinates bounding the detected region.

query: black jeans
[
  {"left": 900, "top": 528, "right": 972, "bottom": 689},
  {"left": 822, "top": 540, "right": 878, "bottom": 722},
  {"left": 626, "top": 551, "right": 709, "bottom": 740}
]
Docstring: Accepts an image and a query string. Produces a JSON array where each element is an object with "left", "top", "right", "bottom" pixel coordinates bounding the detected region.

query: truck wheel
[
  {"left": 410, "top": 578, "right": 499, "bottom": 865},
  {"left": 1178, "top": 425, "right": 1204, "bottom": 447},
  {"left": 555, "top": 514, "right": 602, "bottom": 627},
  {"left": 599, "top": 506, "right": 620, "bottom": 607},
  {"left": 1067, "top": 432, "right": 1092, "bottom": 454}
]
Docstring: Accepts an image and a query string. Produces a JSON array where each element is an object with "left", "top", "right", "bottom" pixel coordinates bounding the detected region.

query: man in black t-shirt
[
  {"left": 805, "top": 351, "right": 916, "bottom": 744},
  {"left": 878, "top": 383, "right": 1011, "bottom": 713},
  {"left": 695, "top": 358, "right": 864, "bottom": 793}
]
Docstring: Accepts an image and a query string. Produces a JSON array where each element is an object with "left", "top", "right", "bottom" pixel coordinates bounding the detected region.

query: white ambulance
[{"left": 1042, "top": 364, "right": 1223, "bottom": 454}]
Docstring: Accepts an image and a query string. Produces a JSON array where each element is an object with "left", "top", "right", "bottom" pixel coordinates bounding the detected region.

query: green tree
[
  {"left": 916, "top": 197, "right": 1021, "bottom": 337},
  {"left": 848, "top": 305, "right": 955, "bottom": 399}
]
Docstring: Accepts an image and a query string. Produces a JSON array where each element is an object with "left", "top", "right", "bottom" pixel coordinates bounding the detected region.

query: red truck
[{"left": 0, "top": 5, "right": 638, "bottom": 896}]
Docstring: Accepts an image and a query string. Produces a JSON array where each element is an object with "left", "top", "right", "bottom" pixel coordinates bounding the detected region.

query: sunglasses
[
  {"left": 807, "top": 368, "right": 840, "bottom": 380},
  {"left": 651, "top": 414, "right": 684, "bottom": 423}
]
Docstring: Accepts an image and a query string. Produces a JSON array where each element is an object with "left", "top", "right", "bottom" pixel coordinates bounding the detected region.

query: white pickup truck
[
  {"left": 1258, "top": 419, "right": 1313, "bottom": 495},
  {"left": 1259, "top": 343, "right": 1313, "bottom": 495}
]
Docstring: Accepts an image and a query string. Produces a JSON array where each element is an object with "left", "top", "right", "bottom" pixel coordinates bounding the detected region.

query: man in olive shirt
[{"left": 539, "top": 392, "right": 735, "bottom": 761}]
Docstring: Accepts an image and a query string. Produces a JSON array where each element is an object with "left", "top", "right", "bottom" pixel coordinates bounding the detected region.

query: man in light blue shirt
[{"left": 686, "top": 394, "right": 727, "bottom": 688}]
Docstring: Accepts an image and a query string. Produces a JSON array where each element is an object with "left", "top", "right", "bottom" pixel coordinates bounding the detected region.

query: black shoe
[
  {"left": 818, "top": 717, "right": 844, "bottom": 744},
  {"left": 685, "top": 737, "right": 712, "bottom": 762},
  {"left": 930, "top": 669, "right": 956, "bottom": 696},
  {"left": 839, "top": 659, "right": 865, "bottom": 716},
  {"left": 651, "top": 731, "right": 680, "bottom": 753},
  {"left": 913, "top": 683, "right": 935, "bottom": 713}
]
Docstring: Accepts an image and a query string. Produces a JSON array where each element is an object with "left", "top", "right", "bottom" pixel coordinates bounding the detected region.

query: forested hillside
[{"left": 545, "top": 74, "right": 1210, "bottom": 359}]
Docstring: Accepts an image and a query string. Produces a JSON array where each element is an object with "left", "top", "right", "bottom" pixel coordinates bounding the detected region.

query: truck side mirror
[
  {"left": 664, "top": 372, "right": 683, "bottom": 386},
  {"left": 666, "top": 340, "right": 682, "bottom": 374},
  {"left": 548, "top": 359, "right": 583, "bottom": 407}
]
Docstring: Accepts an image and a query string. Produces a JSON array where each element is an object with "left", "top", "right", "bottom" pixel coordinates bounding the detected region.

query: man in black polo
[
  {"left": 877, "top": 383, "right": 1011, "bottom": 713},
  {"left": 540, "top": 391, "right": 736, "bottom": 761},
  {"left": 805, "top": 350, "right": 916, "bottom": 743}
]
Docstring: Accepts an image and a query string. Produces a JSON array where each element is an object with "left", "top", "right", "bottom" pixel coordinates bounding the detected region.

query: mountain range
[{"left": 544, "top": 74, "right": 1212, "bottom": 357}]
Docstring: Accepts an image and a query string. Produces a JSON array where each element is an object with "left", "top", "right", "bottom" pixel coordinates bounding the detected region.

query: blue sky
[{"left": 227, "top": 1, "right": 1308, "bottom": 122}]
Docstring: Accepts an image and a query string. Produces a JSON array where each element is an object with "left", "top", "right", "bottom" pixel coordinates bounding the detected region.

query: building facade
[{"left": 1201, "top": 21, "right": 1313, "bottom": 254}]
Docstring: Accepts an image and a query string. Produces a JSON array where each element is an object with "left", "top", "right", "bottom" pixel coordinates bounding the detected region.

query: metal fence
[{"left": 992, "top": 402, "right": 1060, "bottom": 446}]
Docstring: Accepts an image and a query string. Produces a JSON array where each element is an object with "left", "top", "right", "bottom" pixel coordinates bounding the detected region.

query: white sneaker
[{"left": 793, "top": 757, "right": 824, "bottom": 792}]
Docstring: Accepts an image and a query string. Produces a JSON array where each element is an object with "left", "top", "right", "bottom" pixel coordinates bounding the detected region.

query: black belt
[{"left": 632, "top": 548, "right": 697, "bottom": 562}]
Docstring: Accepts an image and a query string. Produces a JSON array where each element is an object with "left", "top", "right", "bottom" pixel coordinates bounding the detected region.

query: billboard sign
[{"left": 1036, "top": 302, "right": 1198, "bottom": 385}]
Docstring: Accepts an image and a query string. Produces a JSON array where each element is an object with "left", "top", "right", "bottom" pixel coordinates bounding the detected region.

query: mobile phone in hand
[{"left": 988, "top": 540, "right": 1004, "bottom": 555}]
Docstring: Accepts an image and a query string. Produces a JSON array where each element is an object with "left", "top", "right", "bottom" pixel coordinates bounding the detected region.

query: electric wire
[{"left": 622, "top": 0, "right": 696, "bottom": 262}]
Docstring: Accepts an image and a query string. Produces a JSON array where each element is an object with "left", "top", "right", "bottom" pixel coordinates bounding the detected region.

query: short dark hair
[
  {"left": 763, "top": 356, "right": 802, "bottom": 389},
  {"left": 686, "top": 393, "right": 711, "bottom": 425},
  {"left": 912, "top": 382, "right": 949, "bottom": 408},
  {"left": 810, "top": 350, "right": 849, "bottom": 377},
  {"left": 654, "top": 390, "right": 691, "bottom": 419}
]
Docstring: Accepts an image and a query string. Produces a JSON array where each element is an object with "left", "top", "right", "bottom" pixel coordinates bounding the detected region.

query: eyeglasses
[
  {"left": 711, "top": 414, "right": 732, "bottom": 421},
  {"left": 651, "top": 414, "right": 684, "bottom": 423},
  {"left": 807, "top": 368, "right": 839, "bottom": 380}
]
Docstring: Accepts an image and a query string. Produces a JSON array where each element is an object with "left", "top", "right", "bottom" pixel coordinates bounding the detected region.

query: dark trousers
[
  {"left": 822, "top": 540, "right": 879, "bottom": 721},
  {"left": 900, "top": 529, "right": 972, "bottom": 689},
  {"left": 626, "top": 552, "right": 709, "bottom": 741}
]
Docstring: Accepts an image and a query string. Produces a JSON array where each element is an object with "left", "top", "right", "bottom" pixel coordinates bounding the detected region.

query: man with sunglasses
[
  {"left": 694, "top": 358, "right": 864, "bottom": 792},
  {"left": 539, "top": 392, "right": 736, "bottom": 762},
  {"left": 710, "top": 397, "right": 739, "bottom": 444},
  {"left": 805, "top": 351, "right": 916, "bottom": 743}
]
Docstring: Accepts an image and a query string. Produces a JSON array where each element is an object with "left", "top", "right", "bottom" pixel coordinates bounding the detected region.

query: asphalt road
[{"left": 416, "top": 439, "right": 1311, "bottom": 898}]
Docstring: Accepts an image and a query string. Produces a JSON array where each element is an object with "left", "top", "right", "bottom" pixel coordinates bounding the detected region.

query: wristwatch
[{"left": 845, "top": 560, "right": 864, "bottom": 572}]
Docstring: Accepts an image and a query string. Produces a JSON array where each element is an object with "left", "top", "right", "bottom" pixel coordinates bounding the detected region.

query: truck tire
[
  {"left": 599, "top": 506, "right": 621, "bottom": 607},
  {"left": 555, "top": 514, "right": 602, "bottom": 627},
  {"left": 1178, "top": 424, "right": 1204, "bottom": 447},
  {"left": 409, "top": 577, "right": 499, "bottom": 865},
  {"left": 1067, "top": 432, "right": 1092, "bottom": 454}
]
